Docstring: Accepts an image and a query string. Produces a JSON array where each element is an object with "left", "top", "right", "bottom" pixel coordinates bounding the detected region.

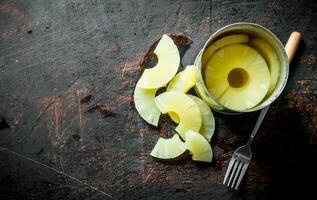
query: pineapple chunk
[
  {"left": 202, "top": 34, "right": 249, "bottom": 66},
  {"left": 137, "top": 34, "right": 180, "bottom": 89},
  {"left": 150, "top": 134, "right": 186, "bottom": 159},
  {"left": 188, "top": 95, "right": 215, "bottom": 142},
  {"left": 155, "top": 92, "right": 201, "bottom": 139},
  {"left": 205, "top": 44, "right": 270, "bottom": 111},
  {"left": 251, "top": 38, "right": 280, "bottom": 95},
  {"left": 134, "top": 86, "right": 160, "bottom": 126},
  {"left": 185, "top": 130, "right": 213, "bottom": 162},
  {"left": 166, "top": 65, "right": 196, "bottom": 122}
]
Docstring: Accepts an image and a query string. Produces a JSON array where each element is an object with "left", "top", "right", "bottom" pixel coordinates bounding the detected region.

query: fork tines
[{"left": 223, "top": 156, "right": 248, "bottom": 189}]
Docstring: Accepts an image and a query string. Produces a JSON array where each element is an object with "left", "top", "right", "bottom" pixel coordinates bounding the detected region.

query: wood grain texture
[{"left": 0, "top": 0, "right": 316, "bottom": 199}]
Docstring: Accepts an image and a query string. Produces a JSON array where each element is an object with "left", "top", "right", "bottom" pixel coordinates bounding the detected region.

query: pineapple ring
[
  {"left": 205, "top": 44, "right": 270, "bottom": 111},
  {"left": 155, "top": 92, "right": 201, "bottom": 140},
  {"left": 134, "top": 86, "right": 160, "bottom": 126},
  {"left": 202, "top": 34, "right": 249, "bottom": 66},
  {"left": 137, "top": 34, "right": 180, "bottom": 89},
  {"left": 251, "top": 38, "right": 280, "bottom": 95},
  {"left": 150, "top": 134, "right": 186, "bottom": 159},
  {"left": 185, "top": 130, "right": 213, "bottom": 162}
]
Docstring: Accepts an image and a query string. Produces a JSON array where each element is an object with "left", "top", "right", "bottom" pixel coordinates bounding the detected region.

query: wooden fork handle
[{"left": 285, "top": 31, "right": 301, "bottom": 63}]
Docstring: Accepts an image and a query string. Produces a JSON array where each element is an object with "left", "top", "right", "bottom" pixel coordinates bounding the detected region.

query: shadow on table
[
  {"left": 221, "top": 100, "right": 317, "bottom": 199},
  {"left": 268, "top": 106, "right": 317, "bottom": 198}
]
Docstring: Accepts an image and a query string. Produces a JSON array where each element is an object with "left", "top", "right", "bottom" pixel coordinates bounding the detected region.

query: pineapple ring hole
[{"left": 227, "top": 68, "right": 249, "bottom": 88}]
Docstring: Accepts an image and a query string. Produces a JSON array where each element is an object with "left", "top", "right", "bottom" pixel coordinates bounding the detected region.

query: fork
[
  {"left": 223, "top": 106, "right": 269, "bottom": 189},
  {"left": 223, "top": 31, "right": 301, "bottom": 189}
]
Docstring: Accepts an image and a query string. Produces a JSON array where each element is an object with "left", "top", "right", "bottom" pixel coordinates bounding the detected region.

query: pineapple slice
[
  {"left": 134, "top": 86, "right": 160, "bottom": 126},
  {"left": 166, "top": 65, "right": 196, "bottom": 122},
  {"left": 137, "top": 34, "right": 180, "bottom": 89},
  {"left": 185, "top": 130, "right": 213, "bottom": 162},
  {"left": 188, "top": 95, "right": 215, "bottom": 142},
  {"left": 155, "top": 92, "right": 201, "bottom": 139},
  {"left": 251, "top": 38, "right": 280, "bottom": 95},
  {"left": 167, "top": 65, "right": 196, "bottom": 93},
  {"left": 169, "top": 95, "right": 215, "bottom": 142},
  {"left": 202, "top": 34, "right": 249, "bottom": 66},
  {"left": 205, "top": 44, "right": 270, "bottom": 111},
  {"left": 150, "top": 134, "right": 186, "bottom": 159}
]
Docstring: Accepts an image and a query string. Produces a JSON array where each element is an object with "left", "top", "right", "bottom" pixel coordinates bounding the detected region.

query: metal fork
[{"left": 223, "top": 106, "right": 269, "bottom": 189}]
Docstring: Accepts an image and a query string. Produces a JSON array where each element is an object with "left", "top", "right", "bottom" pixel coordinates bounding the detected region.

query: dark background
[{"left": 0, "top": 0, "right": 316, "bottom": 199}]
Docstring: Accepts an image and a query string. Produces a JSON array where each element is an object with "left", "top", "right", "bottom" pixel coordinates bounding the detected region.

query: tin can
[{"left": 194, "top": 22, "right": 289, "bottom": 114}]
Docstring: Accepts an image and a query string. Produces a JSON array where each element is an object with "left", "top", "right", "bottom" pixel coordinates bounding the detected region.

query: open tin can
[{"left": 194, "top": 22, "right": 289, "bottom": 114}]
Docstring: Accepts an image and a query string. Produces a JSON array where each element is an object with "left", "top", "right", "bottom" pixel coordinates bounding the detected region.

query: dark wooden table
[{"left": 0, "top": 0, "right": 316, "bottom": 199}]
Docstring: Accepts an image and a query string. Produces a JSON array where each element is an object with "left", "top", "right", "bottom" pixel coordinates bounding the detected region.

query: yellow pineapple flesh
[
  {"left": 150, "top": 134, "right": 186, "bottom": 159},
  {"left": 155, "top": 92, "right": 201, "bottom": 139},
  {"left": 137, "top": 34, "right": 180, "bottom": 89},
  {"left": 185, "top": 130, "right": 213, "bottom": 162},
  {"left": 188, "top": 95, "right": 215, "bottom": 142},
  {"left": 251, "top": 38, "right": 280, "bottom": 95},
  {"left": 134, "top": 86, "right": 160, "bottom": 126},
  {"left": 166, "top": 65, "right": 196, "bottom": 122},
  {"left": 205, "top": 44, "right": 270, "bottom": 111},
  {"left": 202, "top": 34, "right": 249, "bottom": 66}
]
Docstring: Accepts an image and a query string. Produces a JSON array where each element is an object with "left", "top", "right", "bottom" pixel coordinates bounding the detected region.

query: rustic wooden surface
[{"left": 0, "top": 0, "right": 316, "bottom": 199}]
